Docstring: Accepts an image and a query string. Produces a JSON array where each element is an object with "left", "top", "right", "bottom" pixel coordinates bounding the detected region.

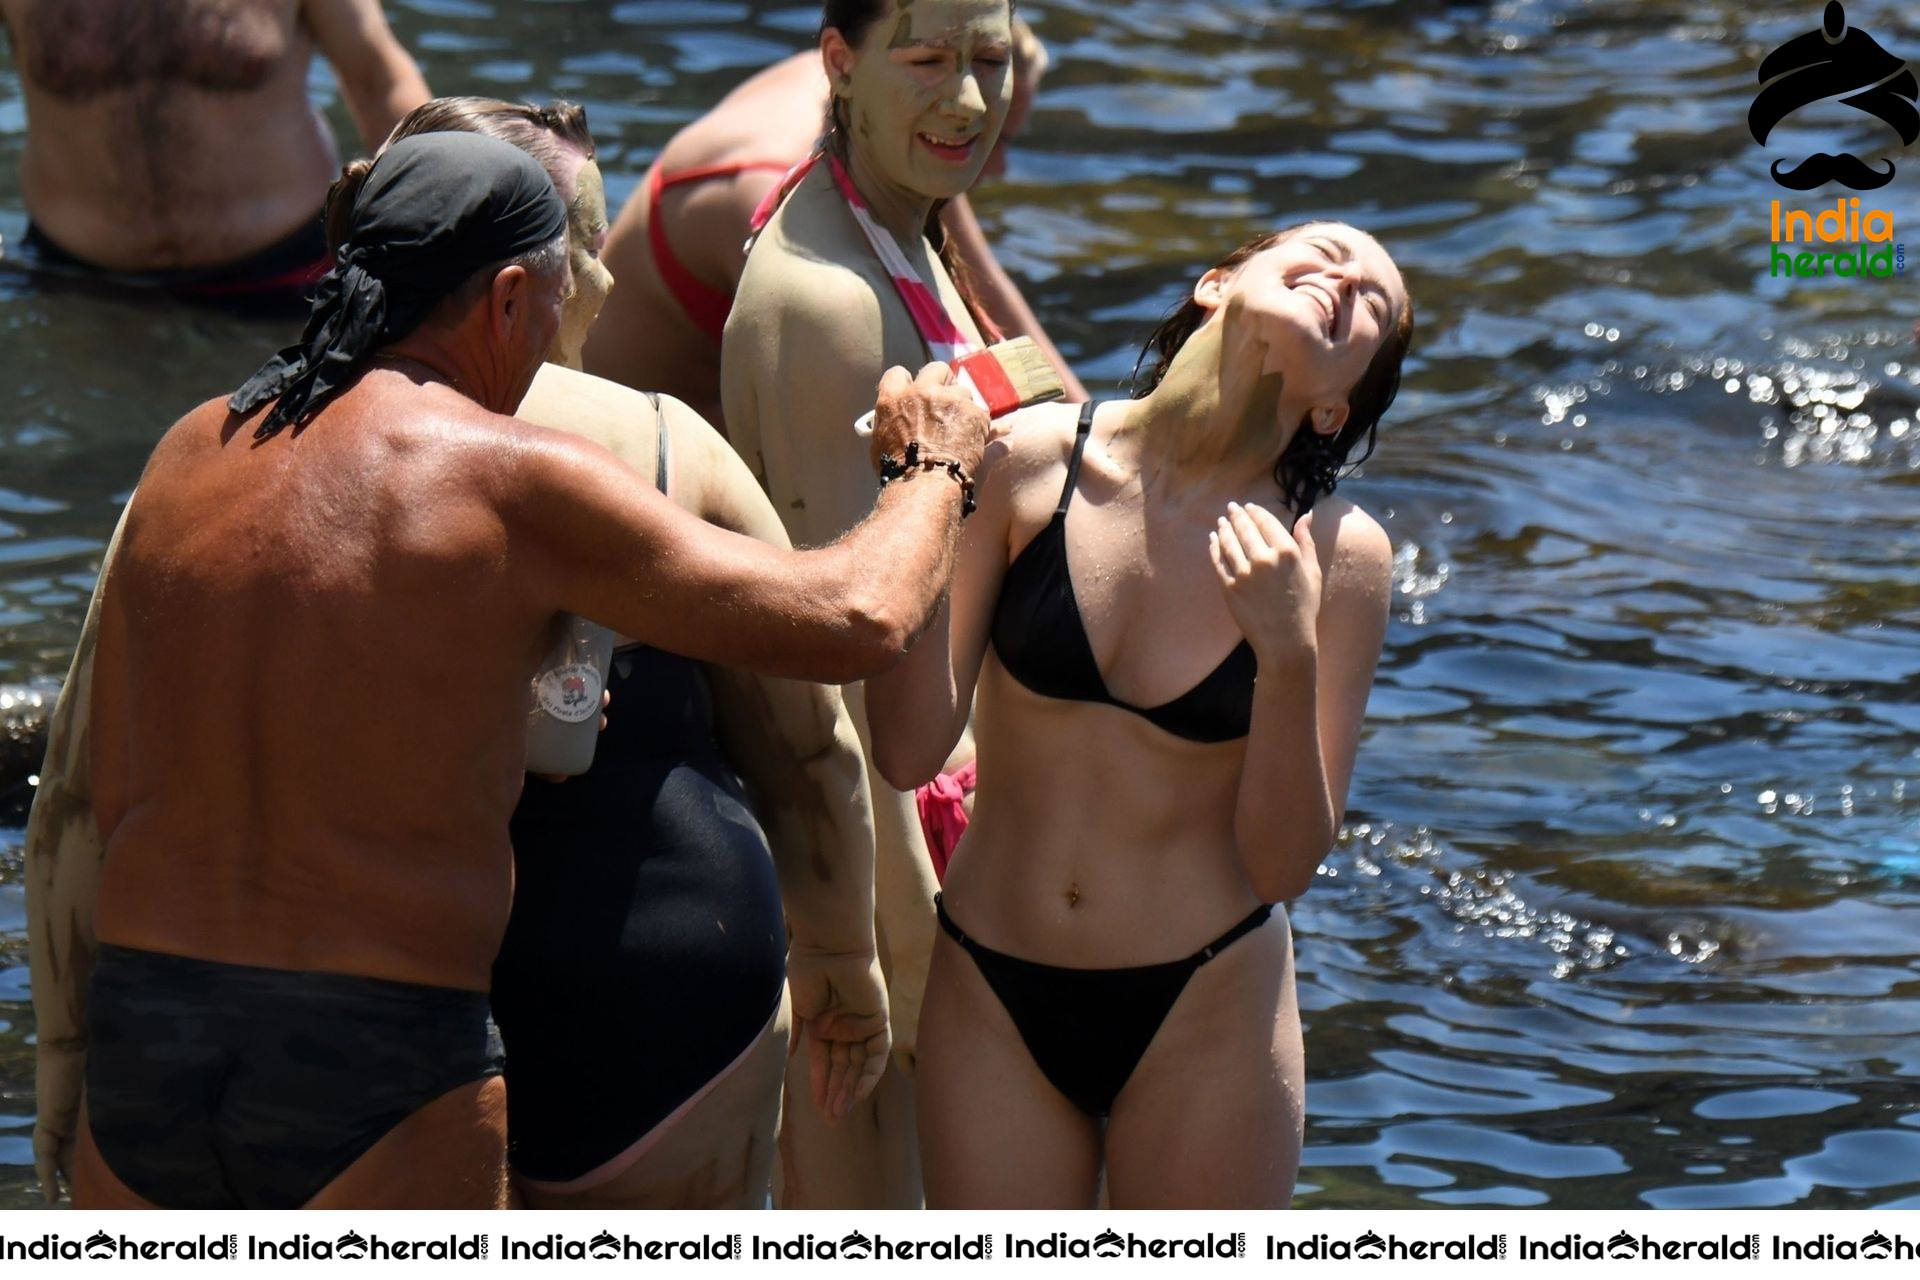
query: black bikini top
[{"left": 989, "top": 402, "right": 1258, "bottom": 743}]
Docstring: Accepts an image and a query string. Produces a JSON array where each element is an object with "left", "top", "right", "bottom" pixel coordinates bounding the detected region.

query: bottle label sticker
[{"left": 536, "top": 664, "right": 602, "bottom": 723}]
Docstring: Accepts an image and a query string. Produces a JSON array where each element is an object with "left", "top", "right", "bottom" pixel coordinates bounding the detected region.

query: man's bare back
[
  {"left": 92, "top": 378, "right": 550, "bottom": 990},
  {"left": 1, "top": 0, "right": 425, "bottom": 271},
  {"left": 94, "top": 354, "right": 992, "bottom": 989}
]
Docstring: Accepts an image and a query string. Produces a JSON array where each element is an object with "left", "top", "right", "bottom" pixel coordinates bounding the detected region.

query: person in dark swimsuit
[
  {"left": 867, "top": 222, "right": 1415, "bottom": 1207},
  {"left": 495, "top": 414, "right": 789, "bottom": 1191},
  {"left": 17, "top": 218, "right": 334, "bottom": 312},
  {"left": 376, "top": 98, "right": 889, "bottom": 1209}
]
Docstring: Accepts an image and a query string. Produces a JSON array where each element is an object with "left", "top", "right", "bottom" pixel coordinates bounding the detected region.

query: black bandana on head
[{"left": 229, "top": 131, "right": 567, "bottom": 439}]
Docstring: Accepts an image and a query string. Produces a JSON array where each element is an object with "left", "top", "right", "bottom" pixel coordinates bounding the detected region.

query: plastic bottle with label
[{"left": 524, "top": 614, "right": 615, "bottom": 776}]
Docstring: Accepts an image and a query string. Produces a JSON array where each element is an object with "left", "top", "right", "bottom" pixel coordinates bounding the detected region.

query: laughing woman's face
[
  {"left": 829, "top": 0, "right": 1013, "bottom": 201},
  {"left": 1209, "top": 224, "right": 1408, "bottom": 417}
]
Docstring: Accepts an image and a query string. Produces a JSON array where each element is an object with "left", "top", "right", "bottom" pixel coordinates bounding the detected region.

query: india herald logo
[{"left": 1749, "top": 2, "right": 1918, "bottom": 189}]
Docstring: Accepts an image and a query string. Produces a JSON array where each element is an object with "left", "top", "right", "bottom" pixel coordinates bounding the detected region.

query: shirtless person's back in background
[{"left": 0, "top": 0, "right": 425, "bottom": 277}]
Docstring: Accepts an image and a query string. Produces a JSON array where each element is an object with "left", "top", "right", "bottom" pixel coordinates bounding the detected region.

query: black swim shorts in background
[{"left": 18, "top": 217, "right": 331, "bottom": 312}]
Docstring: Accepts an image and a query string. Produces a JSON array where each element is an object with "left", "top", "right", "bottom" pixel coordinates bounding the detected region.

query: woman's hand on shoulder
[
  {"left": 1212, "top": 501, "right": 1323, "bottom": 667},
  {"left": 1212, "top": 496, "right": 1393, "bottom": 668}
]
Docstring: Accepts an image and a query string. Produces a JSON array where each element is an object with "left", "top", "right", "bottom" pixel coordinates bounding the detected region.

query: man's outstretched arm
[{"left": 509, "top": 365, "right": 990, "bottom": 685}]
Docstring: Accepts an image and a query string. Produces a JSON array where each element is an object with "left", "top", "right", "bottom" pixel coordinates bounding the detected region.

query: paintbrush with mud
[{"left": 854, "top": 336, "right": 1067, "bottom": 435}]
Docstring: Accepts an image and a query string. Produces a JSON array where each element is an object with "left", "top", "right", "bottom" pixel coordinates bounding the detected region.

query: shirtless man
[
  {"left": 72, "top": 131, "right": 988, "bottom": 1209},
  {"left": 0, "top": 0, "right": 427, "bottom": 299}
]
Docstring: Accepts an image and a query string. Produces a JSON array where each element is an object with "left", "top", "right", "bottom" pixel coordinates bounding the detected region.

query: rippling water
[{"left": 2, "top": 0, "right": 1917, "bottom": 1210}]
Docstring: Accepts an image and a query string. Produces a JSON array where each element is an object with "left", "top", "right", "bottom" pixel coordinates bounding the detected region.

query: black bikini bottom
[
  {"left": 19, "top": 215, "right": 330, "bottom": 311},
  {"left": 935, "top": 893, "right": 1273, "bottom": 1117},
  {"left": 85, "top": 943, "right": 498, "bottom": 1208}
]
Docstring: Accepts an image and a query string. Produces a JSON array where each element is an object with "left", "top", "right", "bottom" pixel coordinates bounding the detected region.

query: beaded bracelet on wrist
[{"left": 879, "top": 441, "right": 976, "bottom": 517}]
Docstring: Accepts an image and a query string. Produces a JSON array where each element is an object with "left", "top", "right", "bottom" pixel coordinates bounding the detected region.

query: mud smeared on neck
[
  {"left": 1136, "top": 297, "right": 1289, "bottom": 485},
  {"left": 1215, "top": 291, "right": 1288, "bottom": 465}
]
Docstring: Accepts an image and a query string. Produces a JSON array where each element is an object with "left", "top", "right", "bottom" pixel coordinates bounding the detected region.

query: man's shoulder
[
  {"left": 153, "top": 394, "right": 250, "bottom": 455},
  {"left": 420, "top": 384, "right": 636, "bottom": 502},
  {"left": 308, "top": 378, "right": 558, "bottom": 484},
  {"left": 183, "top": 393, "right": 241, "bottom": 427}
]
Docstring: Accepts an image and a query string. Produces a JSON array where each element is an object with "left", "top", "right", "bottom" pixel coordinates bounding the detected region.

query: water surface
[{"left": 1, "top": 0, "right": 1916, "bottom": 1209}]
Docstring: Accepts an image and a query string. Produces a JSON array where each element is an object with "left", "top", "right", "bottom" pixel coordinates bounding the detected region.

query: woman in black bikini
[{"left": 867, "top": 223, "right": 1414, "bottom": 1207}]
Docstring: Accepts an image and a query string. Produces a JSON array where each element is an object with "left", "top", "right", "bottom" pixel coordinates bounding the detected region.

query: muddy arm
[
  {"left": 667, "top": 395, "right": 880, "bottom": 960},
  {"left": 721, "top": 264, "right": 944, "bottom": 1067},
  {"left": 24, "top": 506, "right": 126, "bottom": 1203},
  {"left": 674, "top": 400, "right": 892, "bottom": 1112}
]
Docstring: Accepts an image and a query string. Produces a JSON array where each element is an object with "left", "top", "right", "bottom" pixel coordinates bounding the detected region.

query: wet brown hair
[
  {"left": 324, "top": 98, "right": 596, "bottom": 254},
  {"left": 818, "top": 0, "right": 1012, "bottom": 343},
  {"left": 1130, "top": 225, "right": 1416, "bottom": 515}
]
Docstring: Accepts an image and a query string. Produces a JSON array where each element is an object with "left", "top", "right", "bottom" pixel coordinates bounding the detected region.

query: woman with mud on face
[
  {"left": 864, "top": 224, "right": 1414, "bottom": 1207},
  {"left": 377, "top": 97, "right": 890, "bottom": 1209},
  {"left": 581, "top": 14, "right": 1082, "bottom": 431},
  {"left": 720, "top": 0, "right": 1023, "bottom": 1208}
]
